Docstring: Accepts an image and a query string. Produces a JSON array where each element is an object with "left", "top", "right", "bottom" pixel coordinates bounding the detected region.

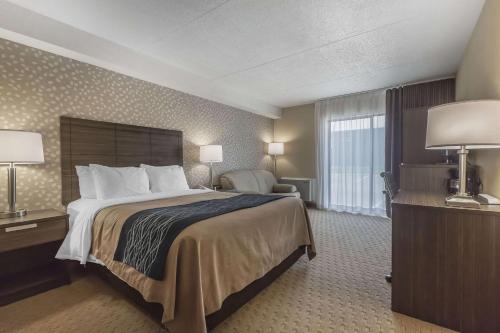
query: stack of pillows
[{"left": 75, "top": 164, "right": 190, "bottom": 200}]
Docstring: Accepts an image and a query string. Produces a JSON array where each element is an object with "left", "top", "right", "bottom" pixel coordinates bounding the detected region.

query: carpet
[{"left": 0, "top": 209, "right": 456, "bottom": 333}]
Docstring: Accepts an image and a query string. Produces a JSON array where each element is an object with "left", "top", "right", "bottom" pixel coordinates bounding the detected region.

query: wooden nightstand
[{"left": 0, "top": 209, "right": 70, "bottom": 306}]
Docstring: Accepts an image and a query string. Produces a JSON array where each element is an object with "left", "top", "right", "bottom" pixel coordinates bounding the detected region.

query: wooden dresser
[
  {"left": 392, "top": 190, "right": 500, "bottom": 332},
  {"left": 0, "top": 209, "right": 70, "bottom": 305}
]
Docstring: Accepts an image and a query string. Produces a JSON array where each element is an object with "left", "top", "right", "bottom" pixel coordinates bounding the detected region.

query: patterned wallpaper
[{"left": 0, "top": 38, "right": 274, "bottom": 210}]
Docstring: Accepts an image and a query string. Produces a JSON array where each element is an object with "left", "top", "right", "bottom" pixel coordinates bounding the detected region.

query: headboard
[{"left": 60, "top": 116, "right": 183, "bottom": 205}]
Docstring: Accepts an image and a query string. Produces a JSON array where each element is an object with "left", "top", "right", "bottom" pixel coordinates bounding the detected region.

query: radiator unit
[{"left": 279, "top": 177, "right": 314, "bottom": 203}]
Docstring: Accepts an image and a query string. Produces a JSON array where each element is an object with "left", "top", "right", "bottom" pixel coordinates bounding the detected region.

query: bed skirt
[{"left": 87, "top": 245, "right": 306, "bottom": 331}]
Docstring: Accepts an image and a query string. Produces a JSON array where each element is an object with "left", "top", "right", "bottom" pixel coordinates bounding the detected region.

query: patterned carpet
[{"left": 0, "top": 210, "right": 456, "bottom": 333}]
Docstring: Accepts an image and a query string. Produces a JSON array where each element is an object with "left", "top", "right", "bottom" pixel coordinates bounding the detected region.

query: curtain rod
[{"left": 316, "top": 75, "right": 456, "bottom": 102}]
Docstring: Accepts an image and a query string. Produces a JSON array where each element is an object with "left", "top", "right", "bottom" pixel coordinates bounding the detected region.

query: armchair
[{"left": 220, "top": 170, "right": 300, "bottom": 198}]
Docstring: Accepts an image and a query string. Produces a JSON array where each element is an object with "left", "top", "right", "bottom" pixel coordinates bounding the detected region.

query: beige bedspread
[{"left": 90, "top": 191, "right": 315, "bottom": 333}]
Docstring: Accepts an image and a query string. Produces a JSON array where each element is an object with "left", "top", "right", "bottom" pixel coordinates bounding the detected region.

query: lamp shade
[
  {"left": 426, "top": 100, "right": 500, "bottom": 150},
  {"left": 200, "top": 145, "right": 223, "bottom": 163},
  {"left": 268, "top": 142, "right": 284, "bottom": 155},
  {"left": 0, "top": 130, "right": 44, "bottom": 164}
]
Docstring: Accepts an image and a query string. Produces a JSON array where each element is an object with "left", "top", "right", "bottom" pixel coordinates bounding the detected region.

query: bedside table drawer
[{"left": 0, "top": 218, "right": 67, "bottom": 253}]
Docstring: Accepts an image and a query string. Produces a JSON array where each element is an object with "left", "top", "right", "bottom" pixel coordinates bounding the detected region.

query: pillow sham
[
  {"left": 90, "top": 164, "right": 150, "bottom": 200},
  {"left": 140, "top": 164, "right": 190, "bottom": 192},
  {"left": 75, "top": 165, "right": 97, "bottom": 199}
]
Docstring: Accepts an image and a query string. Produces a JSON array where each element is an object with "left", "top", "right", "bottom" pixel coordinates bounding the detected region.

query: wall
[
  {"left": 456, "top": 0, "right": 500, "bottom": 196},
  {"left": 273, "top": 104, "right": 315, "bottom": 179},
  {"left": 0, "top": 38, "right": 273, "bottom": 211},
  {"left": 271, "top": 78, "right": 453, "bottom": 182}
]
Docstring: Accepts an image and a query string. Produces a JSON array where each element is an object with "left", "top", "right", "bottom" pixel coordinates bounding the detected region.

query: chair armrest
[{"left": 273, "top": 183, "right": 297, "bottom": 193}]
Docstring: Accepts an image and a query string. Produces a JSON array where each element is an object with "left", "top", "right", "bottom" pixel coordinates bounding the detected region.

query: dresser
[
  {"left": 392, "top": 191, "right": 500, "bottom": 332},
  {"left": 0, "top": 209, "right": 70, "bottom": 305}
]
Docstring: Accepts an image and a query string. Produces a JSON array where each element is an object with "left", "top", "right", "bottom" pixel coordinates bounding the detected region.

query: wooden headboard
[{"left": 60, "top": 116, "right": 183, "bottom": 205}]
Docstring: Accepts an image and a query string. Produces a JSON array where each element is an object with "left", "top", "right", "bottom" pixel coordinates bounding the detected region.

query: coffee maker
[{"left": 448, "top": 165, "right": 481, "bottom": 196}]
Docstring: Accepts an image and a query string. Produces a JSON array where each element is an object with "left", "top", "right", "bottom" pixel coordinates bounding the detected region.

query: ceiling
[{"left": 0, "top": 0, "right": 485, "bottom": 118}]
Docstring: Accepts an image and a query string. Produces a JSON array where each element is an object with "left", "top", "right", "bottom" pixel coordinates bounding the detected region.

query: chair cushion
[
  {"left": 252, "top": 170, "right": 277, "bottom": 193},
  {"left": 220, "top": 169, "right": 277, "bottom": 194}
]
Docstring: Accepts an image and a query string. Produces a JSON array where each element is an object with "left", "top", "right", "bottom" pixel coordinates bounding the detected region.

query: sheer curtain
[{"left": 315, "top": 90, "right": 386, "bottom": 216}]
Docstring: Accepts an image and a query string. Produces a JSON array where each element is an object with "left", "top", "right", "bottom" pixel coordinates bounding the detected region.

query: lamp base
[
  {"left": 0, "top": 209, "right": 27, "bottom": 219},
  {"left": 445, "top": 195, "right": 480, "bottom": 209}
]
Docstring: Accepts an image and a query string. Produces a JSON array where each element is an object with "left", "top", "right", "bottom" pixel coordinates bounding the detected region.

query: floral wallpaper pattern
[{"left": 0, "top": 38, "right": 273, "bottom": 210}]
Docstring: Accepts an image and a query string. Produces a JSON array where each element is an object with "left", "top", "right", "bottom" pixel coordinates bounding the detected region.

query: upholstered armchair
[{"left": 219, "top": 169, "right": 300, "bottom": 198}]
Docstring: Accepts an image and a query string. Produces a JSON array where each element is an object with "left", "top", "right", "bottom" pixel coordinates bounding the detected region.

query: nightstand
[{"left": 0, "top": 209, "right": 70, "bottom": 306}]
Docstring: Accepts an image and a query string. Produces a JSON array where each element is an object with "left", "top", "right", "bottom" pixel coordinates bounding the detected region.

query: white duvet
[{"left": 56, "top": 189, "right": 213, "bottom": 264}]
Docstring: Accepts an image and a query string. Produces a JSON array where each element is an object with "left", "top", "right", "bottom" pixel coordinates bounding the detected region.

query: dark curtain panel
[
  {"left": 402, "top": 78, "right": 455, "bottom": 109},
  {"left": 385, "top": 87, "right": 403, "bottom": 217},
  {"left": 385, "top": 78, "right": 456, "bottom": 216},
  {"left": 402, "top": 78, "right": 456, "bottom": 165}
]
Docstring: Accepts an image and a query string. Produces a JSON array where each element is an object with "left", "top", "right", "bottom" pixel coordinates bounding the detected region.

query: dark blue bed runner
[{"left": 113, "top": 194, "right": 285, "bottom": 280}]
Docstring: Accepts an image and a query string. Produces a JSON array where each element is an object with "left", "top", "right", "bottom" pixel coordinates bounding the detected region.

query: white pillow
[
  {"left": 90, "top": 164, "right": 151, "bottom": 200},
  {"left": 140, "top": 164, "right": 189, "bottom": 192},
  {"left": 75, "top": 166, "right": 97, "bottom": 199}
]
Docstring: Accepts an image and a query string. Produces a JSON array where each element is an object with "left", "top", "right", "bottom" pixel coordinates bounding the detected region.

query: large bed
[{"left": 57, "top": 117, "right": 316, "bottom": 333}]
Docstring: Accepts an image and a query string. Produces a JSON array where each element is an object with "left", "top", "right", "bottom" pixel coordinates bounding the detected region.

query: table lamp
[
  {"left": 268, "top": 142, "right": 284, "bottom": 175},
  {"left": 426, "top": 100, "right": 500, "bottom": 208},
  {"left": 0, "top": 130, "right": 44, "bottom": 218},
  {"left": 200, "top": 145, "right": 223, "bottom": 189}
]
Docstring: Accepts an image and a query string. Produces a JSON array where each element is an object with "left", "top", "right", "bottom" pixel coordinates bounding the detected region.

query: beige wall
[
  {"left": 456, "top": 0, "right": 500, "bottom": 196},
  {"left": 273, "top": 104, "right": 315, "bottom": 179},
  {"left": 0, "top": 38, "right": 273, "bottom": 211}
]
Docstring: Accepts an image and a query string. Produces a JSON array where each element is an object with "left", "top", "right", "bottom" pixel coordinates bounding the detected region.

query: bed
[{"left": 57, "top": 116, "right": 316, "bottom": 333}]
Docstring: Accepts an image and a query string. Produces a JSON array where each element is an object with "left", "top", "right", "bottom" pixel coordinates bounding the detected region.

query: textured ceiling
[{"left": 0, "top": 0, "right": 485, "bottom": 117}]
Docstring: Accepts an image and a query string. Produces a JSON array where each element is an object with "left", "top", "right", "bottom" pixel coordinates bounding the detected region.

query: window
[{"left": 328, "top": 115, "right": 385, "bottom": 215}]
